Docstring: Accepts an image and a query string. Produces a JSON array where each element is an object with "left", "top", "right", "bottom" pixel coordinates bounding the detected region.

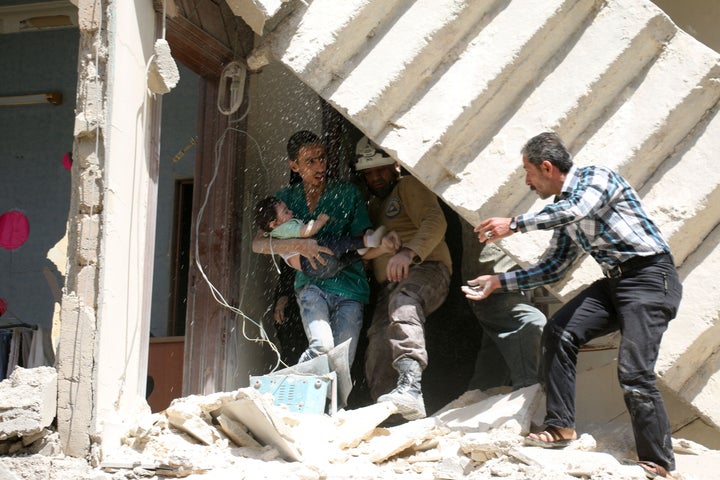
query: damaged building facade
[{"left": 1, "top": 0, "right": 719, "bottom": 465}]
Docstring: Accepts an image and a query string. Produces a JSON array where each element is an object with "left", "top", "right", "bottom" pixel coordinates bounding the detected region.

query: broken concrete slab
[
  {"left": 237, "top": 0, "right": 720, "bottom": 443},
  {"left": 574, "top": 421, "right": 637, "bottom": 462},
  {"left": 166, "top": 398, "right": 222, "bottom": 446},
  {"left": 675, "top": 450, "right": 720, "bottom": 480},
  {"left": 212, "top": 388, "right": 301, "bottom": 462},
  {"left": 459, "top": 430, "right": 524, "bottom": 463},
  {"left": 0, "top": 367, "right": 57, "bottom": 441},
  {"left": 509, "top": 445, "right": 646, "bottom": 479},
  {"left": 433, "top": 388, "right": 491, "bottom": 416},
  {"left": 214, "top": 413, "right": 262, "bottom": 448},
  {"left": 333, "top": 401, "right": 397, "bottom": 449},
  {"left": 225, "top": 0, "right": 288, "bottom": 35},
  {"left": 436, "top": 384, "right": 543, "bottom": 435},
  {"left": 361, "top": 417, "right": 448, "bottom": 464}
]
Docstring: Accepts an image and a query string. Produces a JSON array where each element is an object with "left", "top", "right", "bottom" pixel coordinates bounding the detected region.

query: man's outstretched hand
[
  {"left": 461, "top": 275, "right": 500, "bottom": 300},
  {"left": 474, "top": 217, "right": 513, "bottom": 243}
]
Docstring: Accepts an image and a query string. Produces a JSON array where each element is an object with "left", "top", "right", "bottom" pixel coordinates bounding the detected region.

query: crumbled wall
[{"left": 56, "top": 0, "right": 107, "bottom": 457}]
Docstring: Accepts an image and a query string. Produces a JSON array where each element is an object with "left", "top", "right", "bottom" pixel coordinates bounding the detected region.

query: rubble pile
[
  {"left": 0, "top": 367, "right": 60, "bottom": 457},
  {"left": 0, "top": 367, "right": 101, "bottom": 479},
  {"left": 94, "top": 385, "right": 709, "bottom": 479},
  {"left": 1, "top": 368, "right": 719, "bottom": 479}
]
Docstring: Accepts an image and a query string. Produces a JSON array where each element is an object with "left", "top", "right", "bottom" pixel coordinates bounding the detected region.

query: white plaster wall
[
  {"left": 235, "top": 61, "right": 322, "bottom": 380},
  {"left": 94, "top": 0, "right": 157, "bottom": 441}
]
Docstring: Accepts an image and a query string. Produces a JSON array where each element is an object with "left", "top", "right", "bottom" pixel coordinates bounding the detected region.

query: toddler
[{"left": 254, "top": 196, "right": 396, "bottom": 279}]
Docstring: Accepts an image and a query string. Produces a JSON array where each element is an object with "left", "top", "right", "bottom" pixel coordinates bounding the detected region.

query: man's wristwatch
[{"left": 509, "top": 216, "right": 518, "bottom": 232}]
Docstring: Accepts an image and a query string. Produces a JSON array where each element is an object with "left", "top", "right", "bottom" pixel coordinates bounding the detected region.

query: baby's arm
[
  {"left": 361, "top": 230, "right": 402, "bottom": 259},
  {"left": 300, "top": 213, "right": 330, "bottom": 237}
]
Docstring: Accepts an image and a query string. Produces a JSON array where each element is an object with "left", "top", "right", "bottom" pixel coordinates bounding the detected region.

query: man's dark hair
[
  {"left": 521, "top": 132, "right": 573, "bottom": 173},
  {"left": 286, "top": 130, "right": 322, "bottom": 161},
  {"left": 254, "top": 196, "right": 282, "bottom": 232}
]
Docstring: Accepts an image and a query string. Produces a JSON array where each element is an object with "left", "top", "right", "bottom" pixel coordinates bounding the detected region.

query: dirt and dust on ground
[{"left": 1, "top": 366, "right": 719, "bottom": 480}]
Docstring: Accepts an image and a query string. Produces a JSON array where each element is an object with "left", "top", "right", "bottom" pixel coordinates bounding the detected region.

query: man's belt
[{"left": 605, "top": 253, "right": 672, "bottom": 279}]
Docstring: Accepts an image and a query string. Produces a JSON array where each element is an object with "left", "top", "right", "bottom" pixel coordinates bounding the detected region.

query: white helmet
[{"left": 355, "top": 136, "right": 396, "bottom": 171}]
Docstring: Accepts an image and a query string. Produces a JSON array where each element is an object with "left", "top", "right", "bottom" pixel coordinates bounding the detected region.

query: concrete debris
[
  {"left": 364, "top": 417, "right": 448, "bottom": 464},
  {"left": 673, "top": 437, "right": 711, "bottom": 455},
  {"left": 166, "top": 401, "right": 222, "bottom": 446},
  {"left": 459, "top": 430, "right": 525, "bottom": 463},
  {"left": 0, "top": 455, "right": 104, "bottom": 480},
  {"left": 147, "top": 39, "right": 180, "bottom": 94},
  {"left": 98, "top": 385, "right": 720, "bottom": 479},
  {"left": 0, "top": 366, "right": 57, "bottom": 451},
  {"left": 214, "top": 413, "right": 262, "bottom": 449},
  {"left": 333, "top": 401, "right": 397, "bottom": 449},
  {"left": 212, "top": 388, "right": 302, "bottom": 461},
  {"left": 508, "top": 446, "right": 647, "bottom": 479},
  {"left": 436, "top": 384, "right": 542, "bottom": 434},
  {"left": 3, "top": 369, "right": 720, "bottom": 479}
]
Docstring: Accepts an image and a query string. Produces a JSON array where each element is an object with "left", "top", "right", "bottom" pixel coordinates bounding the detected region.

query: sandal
[
  {"left": 621, "top": 459, "right": 669, "bottom": 479},
  {"left": 524, "top": 425, "right": 576, "bottom": 449}
]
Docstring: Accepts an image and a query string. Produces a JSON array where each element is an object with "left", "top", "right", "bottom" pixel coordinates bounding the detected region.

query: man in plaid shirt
[{"left": 464, "top": 132, "right": 682, "bottom": 479}]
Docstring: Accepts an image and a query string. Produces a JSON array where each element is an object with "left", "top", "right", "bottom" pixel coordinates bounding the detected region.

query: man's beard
[{"left": 369, "top": 179, "right": 397, "bottom": 199}]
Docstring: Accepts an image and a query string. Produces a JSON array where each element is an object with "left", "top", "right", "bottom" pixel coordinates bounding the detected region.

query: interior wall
[
  {"left": 0, "top": 28, "right": 78, "bottom": 331},
  {"left": 150, "top": 63, "right": 199, "bottom": 338}
]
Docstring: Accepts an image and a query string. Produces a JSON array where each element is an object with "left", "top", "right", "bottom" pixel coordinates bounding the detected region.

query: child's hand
[
  {"left": 382, "top": 231, "right": 402, "bottom": 252},
  {"left": 317, "top": 213, "right": 330, "bottom": 223}
]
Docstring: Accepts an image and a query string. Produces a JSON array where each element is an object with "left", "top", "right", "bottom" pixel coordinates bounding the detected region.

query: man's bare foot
[
  {"left": 524, "top": 426, "right": 577, "bottom": 448},
  {"left": 622, "top": 460, "right": 670, "bottom": 479}
]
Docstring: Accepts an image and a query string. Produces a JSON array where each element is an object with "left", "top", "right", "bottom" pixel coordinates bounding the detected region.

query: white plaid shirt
[{"left": 502, "top": 165, "right": 669, "bottom": 291}]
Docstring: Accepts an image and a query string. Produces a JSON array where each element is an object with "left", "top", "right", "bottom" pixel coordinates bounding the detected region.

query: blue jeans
[
  {"left": 295, "top": 284, "right": 364, "bottom": 366},
  {"left": 542, "top": 255, "right": 681, "bottom": 471},
  {"left": 467, "top": 292, "right": 546, "bottom": 391},
  {"left": 299, "top": 236, "right": 364, "bottom": 279}
]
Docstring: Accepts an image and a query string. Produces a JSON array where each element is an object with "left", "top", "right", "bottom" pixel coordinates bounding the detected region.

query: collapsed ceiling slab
[{"left": 228, "top": 0, "right": 720, "bottom": 432}]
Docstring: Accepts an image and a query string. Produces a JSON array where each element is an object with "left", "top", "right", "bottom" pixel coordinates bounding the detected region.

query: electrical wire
[{"left": 192, "top": 122, "right": 291, "bottom": 373}]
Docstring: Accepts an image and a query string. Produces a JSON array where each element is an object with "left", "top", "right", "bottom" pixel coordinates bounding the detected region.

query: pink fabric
[
  {"left": 0, "top": 298, "right": 6, "bottom": 316},
  {"left": 0, "top": 211, "right": 30, "bottom": 250},
  {"left": 62, "top": 152, "right": 73, "bottom": 170}
]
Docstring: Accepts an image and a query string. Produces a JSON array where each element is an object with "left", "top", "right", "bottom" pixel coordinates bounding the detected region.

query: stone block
[
  {"left": 225, "top": 0, "right": 285, "bottom": 35},
  {"left": 436, "top": 384, "right": 542, "bottom": 435},
  {"left": 78, "top": 215, "right": 100, "bottom": 265},
  {"left": 333, "top": 401, "right": 397, "bottom": 449},
  {"left": 0, "top": 367, "right": 57, "bottom": 441},
  {"left": 364, "top": 417, "right": 446, "bottom": 464},
  {"left": 166, "top": 401, "right": 221, "bottom": 446},
  {"left": 77, "top": 0, "right": 102, "bottom": 32},
  {"left": 75, "top": 264, "right": 98, "bottom": 306},
  {"left": 79, "top": 169, "right": 102, "bottom": 213}
]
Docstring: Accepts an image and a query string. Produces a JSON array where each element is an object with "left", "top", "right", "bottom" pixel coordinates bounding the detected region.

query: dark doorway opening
[{"left": 169, "top": 179, "right": 194, "bottom": 337}]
